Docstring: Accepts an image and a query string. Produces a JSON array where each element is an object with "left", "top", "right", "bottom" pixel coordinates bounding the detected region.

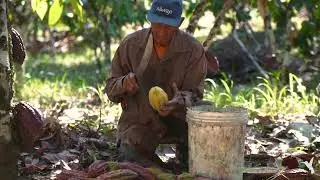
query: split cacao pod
[
  {"left": 148, "top": 86, "right": 168, "bottom": 112},
  {"left": 10, "top": 27, "right": 26, "bottom": 65},
  {"left": 12, "top": 101, "right": 44, "bottom": 152}
]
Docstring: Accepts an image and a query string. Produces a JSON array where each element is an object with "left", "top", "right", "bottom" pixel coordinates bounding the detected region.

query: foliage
[
  {"left": 28, "top": 0, "right": 149, "bottom": 63},
  {"left": 31, "top": 0, "right": 83, "bottom": 26},
  {"left": 268, "top": 0, "right": 320, "bottom": 56},
  {"left": 205, "top": 73, "right": 320, "bottom": 118},
  {"left": 8, "top": 0, "right": 320, "bottom": 64}
]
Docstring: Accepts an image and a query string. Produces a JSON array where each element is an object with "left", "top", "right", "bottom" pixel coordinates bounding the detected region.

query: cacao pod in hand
[
  {"left": 148, "top": 86, "right": 168, "bottom": 112},
  {"left": 10, "top": 27, "right": 26, "bottom": 65},
  {"left": 12, "top": 101, "right": 44, "bottom": 152}
]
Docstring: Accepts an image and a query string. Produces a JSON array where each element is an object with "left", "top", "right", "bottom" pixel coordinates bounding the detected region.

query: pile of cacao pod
[
  {"left": 12, "top": 101, "right": 44, "bottom": 152},
  {"left": 56, "top": 160, "right": 195, "bottom": 180}
]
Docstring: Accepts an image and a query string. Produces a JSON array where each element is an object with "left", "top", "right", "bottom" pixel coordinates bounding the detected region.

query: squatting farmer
[{"left": 104, "top": 0, "right": 208, "bottom": 167}]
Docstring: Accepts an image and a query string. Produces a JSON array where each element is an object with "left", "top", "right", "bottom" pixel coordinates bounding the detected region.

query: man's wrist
[{"left": 179, "top": 91, "right": 192, "bottom": 107}]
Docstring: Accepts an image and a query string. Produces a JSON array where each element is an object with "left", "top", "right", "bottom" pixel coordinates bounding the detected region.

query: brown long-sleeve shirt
[{"left": 105, "top": 28, "right": 207, "bottom": 146}]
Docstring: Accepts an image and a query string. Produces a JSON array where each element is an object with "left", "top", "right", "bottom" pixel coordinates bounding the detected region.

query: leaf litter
[{"left": 17, "top": 97, "right": 320, "bottom": 179}]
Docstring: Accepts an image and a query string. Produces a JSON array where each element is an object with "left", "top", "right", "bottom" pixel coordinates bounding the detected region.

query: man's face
[{"left": 151, "top": 23, "right": 178, "bottom": 46}]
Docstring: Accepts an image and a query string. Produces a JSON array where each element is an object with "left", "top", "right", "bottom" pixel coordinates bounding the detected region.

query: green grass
[
  {"left": 204, "top": 72, "right": 320, "bottom": 118},
  {"left": 15, "top": 50, "right": 109, "bottom": 104},
  {"left": 13, "top": 50, "right": 122, "bottom": 134}
]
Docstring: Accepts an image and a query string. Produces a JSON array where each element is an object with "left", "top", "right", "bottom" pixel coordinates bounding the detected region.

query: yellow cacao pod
[{"left": 148, "top": 86, "right": 168, "bottom": 112}]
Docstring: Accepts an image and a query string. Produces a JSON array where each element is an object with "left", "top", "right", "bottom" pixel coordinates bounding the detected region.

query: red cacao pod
[
  {"left": 118, "top": 162, "right": 156, "bottom": 180},
  {"left": 12, "top": 101, "right": 44, "bottom": 152},
  {"left": 87, "top": 160, "right": 108, "bottom": 178}
]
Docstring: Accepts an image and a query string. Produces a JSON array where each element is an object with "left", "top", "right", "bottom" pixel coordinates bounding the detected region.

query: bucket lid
[{"left": 186, "top": 105, "right": 248, "bottom": 124}]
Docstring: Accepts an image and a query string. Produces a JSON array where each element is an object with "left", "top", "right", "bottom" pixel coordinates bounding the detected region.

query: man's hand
[
  {"left": 123, "top": 72, "right": 139, "bottom": 95},
  {"left": 158, "top": 83, "right": 184, "bottom": 117}
]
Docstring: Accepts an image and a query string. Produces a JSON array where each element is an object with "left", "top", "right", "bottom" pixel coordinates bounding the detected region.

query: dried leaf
[{"left": 42, "top": 150, "right": 77, "bottom": 164}]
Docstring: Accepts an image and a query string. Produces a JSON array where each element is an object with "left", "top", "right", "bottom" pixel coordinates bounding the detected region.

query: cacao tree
[
  {"left": 184, "top": 0, "right": 320, "bottom": 80},
  {"left": 28, "top": 0, "right": 148, "bottom": 69},
  {"left": 8, "top": 0, "right": 320, "bottom": 73},
  {"left": 0, "top": 0, "right": 19, "bottom": 179}
]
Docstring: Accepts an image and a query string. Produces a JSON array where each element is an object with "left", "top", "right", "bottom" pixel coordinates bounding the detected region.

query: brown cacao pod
[
  {"left": 10, "top": 27, "right": 26, "bottom": 65},
  {"left": 12, "top": 101, "right": 44, "bottom": 152}
]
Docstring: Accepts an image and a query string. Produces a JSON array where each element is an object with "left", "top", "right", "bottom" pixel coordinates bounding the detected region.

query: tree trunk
[
  {"left": 104, "top": 35, "right": 111, "bottom": 64},
  {"left": 88, "top": 2, "right": 110, "bottom": 70},
  {"left": 257, "top": 0, "right": 276, "bottom": 55},
  {"left": 186, "top": 0, "right": 210, "bottom": 34},
  {"left": 0, "top": 0, "right": 19, "bottom": 179},
  {"left": 202, "top": 0, "right": 234, "bottom": 49}
]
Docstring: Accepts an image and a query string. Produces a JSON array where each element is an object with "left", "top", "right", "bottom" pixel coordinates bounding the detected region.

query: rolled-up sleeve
[
  {"left": 104, "top": 44, "right": 128, "bottom": 103},
  {"left": 170, "top": 45, "right": 207, "bottom": 120},
  {"left": 181, "top": 46, "right": 207, "bottom": 106}
]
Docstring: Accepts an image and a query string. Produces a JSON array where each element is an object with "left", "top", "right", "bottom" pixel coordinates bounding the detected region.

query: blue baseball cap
[{"left": 147, "top": 0, "right": 183, "bottom": 27}]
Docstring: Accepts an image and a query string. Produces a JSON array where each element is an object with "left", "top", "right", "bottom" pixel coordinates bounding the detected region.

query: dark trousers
[
  {"left": 116, "top": 116, "right": 189, "bottom": 168},
  {"left": 161, "top": 116, "right": 189, "bottom": 169}
]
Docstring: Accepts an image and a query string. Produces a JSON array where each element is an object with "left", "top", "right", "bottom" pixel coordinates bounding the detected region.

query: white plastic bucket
[{"left": 187, "top": 105, "right": 248, "bottom": 180}]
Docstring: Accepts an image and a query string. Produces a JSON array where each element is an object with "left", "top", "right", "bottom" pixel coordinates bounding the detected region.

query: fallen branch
[
  {"left": 232, "top": 30, "right": 268, "bottom": 78},
  {"left": 244, "top": 22, "right": 263, "bottom": 54}
]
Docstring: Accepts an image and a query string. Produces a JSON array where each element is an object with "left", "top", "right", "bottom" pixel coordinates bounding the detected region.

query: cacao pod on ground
[
  {"left": 87, "top": 160, "right": 108, "bottom": 178},
  {"left": 56, "top": 170, "right": 89, "bottom": 180},
  {"left": 12, "top": 101, "right": 44, "bottom": 152},
  {"left": 118, "top": 162, "right": 156, "bottom": 180},
  {"left": 10, "top": 27, "right": 26, "bottom": 65},
  {"left": 148, "top": 86, "right": 168, "bottom": 112},
  {"left": 96, "top": 169, "right": 138, "bottom": 180}
]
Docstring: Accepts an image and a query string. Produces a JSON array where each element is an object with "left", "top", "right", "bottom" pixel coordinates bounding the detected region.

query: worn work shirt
[{"left": 105, "top": 28, "right": 207, "bottom": 148}]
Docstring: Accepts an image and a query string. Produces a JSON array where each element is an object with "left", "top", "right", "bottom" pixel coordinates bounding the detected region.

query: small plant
[
  {"left": 204, "top": 72, "right": 320, "bottom": 117},
  {"left": 253, "top": 76, "right": 288, "bottom": 115}
]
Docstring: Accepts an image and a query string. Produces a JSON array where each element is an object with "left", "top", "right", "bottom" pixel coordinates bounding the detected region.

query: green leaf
[
  {"left": 36, "top": 0, "right": 48, "bottom": 20},
  {"left": 220, "top": 79, "right": 231, "bottom": 95},
  {"left": 70, "top": 0, "right": 84, "bottom": 21},
  {"left": 48, "top": 0, "right": 64, "bottom": 26},
  {"left": 31, "top": 0, "right": 40, "bottom": 12}
]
